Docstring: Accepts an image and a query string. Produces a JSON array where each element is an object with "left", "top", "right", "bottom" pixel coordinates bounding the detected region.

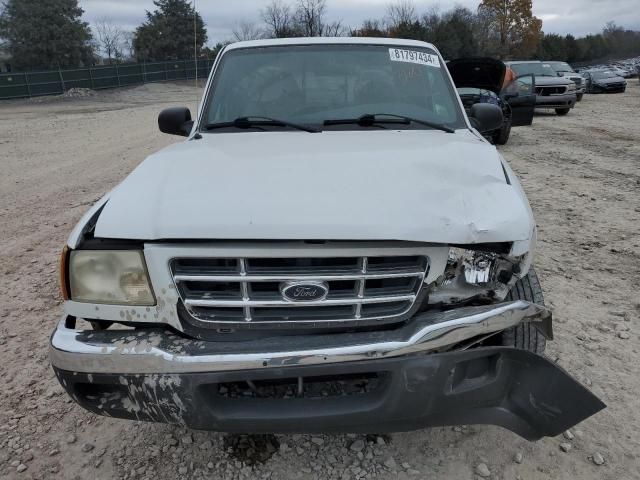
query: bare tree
[
  {"left": 261, "top": 0, "right": 342, "bottom": 38},
  {"left": 324, "top": 20, "right": 345, "bottom": 37},
  {"left": 294, "top": 0, "right": 327, "bottom": 37},
  {"left": 121, "top": 31, "right": 135, "bottom": 60},
  {"left": 421, "top": 5, "right": 440, "bottom": 32},
  {"left": 350, "top": 19, "right": 386, "bottom": 37},
  {"left": 386, "top": 0, "right": 417, "bottom": 28},
  {"left": 261, "top": 0, "right": 294, "bottom": 38},
  {"left": 232, "top": 21, "right": 263, "bottom": 42},
  {"left": 94, "top": 18, "right": 124, "bottom": 64},
  {"left": 472, "top": 7, "right": 499, "bottom": 57}
]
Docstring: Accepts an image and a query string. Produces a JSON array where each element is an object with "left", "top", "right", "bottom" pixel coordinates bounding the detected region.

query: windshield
[
  {"left": 202, "top": 44, "right": 465, "bottom": 131},
  {"left": 591, "top": 71, "right": 618, "bottom": 80},
  {"left": 548, "top": 62, "right": 574, "bottom": 74},
  {"left": 510, "top": 62, "right": 557, "bottom": 77}
]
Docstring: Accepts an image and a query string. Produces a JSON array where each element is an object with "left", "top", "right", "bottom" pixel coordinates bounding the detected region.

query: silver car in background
[
  {"left": 545, "top": 61, "right": 586, "bottom": 102},
  {"left": 507, "top": 61, "right": 577, "bottom": 116}
]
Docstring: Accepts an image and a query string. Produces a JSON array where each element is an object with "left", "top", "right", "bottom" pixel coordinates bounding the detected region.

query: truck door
[{"left": 502, "top": 74, "right": 535, "bottom": 127}]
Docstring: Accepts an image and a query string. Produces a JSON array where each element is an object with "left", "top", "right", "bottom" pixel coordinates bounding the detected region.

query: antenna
[{"left": 194, "top": 0, "right": 198, "bottom": 91}]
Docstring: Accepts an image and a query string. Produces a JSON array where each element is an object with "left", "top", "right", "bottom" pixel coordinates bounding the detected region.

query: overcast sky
[{"left": 79, "top": 0, "right": 640, "bottom": 45}]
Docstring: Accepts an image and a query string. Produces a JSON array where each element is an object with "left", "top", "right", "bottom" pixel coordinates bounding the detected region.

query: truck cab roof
[{"left": 225, "top": 37, "right": 439, "bottom": 52}]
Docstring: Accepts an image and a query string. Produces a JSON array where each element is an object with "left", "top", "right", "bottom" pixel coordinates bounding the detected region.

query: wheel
[
  {"left": 555, "top": 108, "right": 570, "bottom": 116},
  {"left": 493, "top": 120, "right": 511, "bottom": 145},
  {"left": 576, "top": 93, "right": 584, "bottom": 102},
  {"left": 499, "top": 268, "right": 547, "bottom": 354}
]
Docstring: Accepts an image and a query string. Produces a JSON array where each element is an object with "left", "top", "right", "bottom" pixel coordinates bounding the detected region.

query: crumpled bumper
[{"left": 49, "top": 301, "right": 605, "bottom": 440}]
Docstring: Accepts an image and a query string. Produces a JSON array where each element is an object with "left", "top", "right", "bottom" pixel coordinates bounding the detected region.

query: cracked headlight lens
[
  {"left": 69, "top": 251, "right": 155, "bottom": 306},
  {"left": 447, "top": 247, "right": 500, "bottom": 286},
  {"left": 431, "top": 247, "right": 521, "bottom": 305}
]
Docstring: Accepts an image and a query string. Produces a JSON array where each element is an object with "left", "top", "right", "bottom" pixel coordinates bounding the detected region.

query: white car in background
[{"left": 545, "top": 60, "right": 587, "bottom": 101}]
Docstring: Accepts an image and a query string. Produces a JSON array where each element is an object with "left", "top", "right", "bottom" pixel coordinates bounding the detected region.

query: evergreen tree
[
  {"left": 133, "top": 0, "right": 207, "bottom": 62},
  {"left": 537, "top": 33, "right": 567, "bottom": 60},
  {"left": 0, "top": 0, "right": 94, "bottom": 70},
  {"left": 431, "top": 8, "right": 478, "bottom": 59},
  {"left": 563, "top": 35, "right": 580, "bottom": 63}
]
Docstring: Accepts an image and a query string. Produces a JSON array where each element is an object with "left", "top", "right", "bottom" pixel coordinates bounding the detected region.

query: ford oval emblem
[{"left": 280, "top": 281, "right": 329, "bottom": 302}]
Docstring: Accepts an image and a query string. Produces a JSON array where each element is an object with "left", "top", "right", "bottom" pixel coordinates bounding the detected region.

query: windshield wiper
[
  {"left": 324, "top": 113, "right": 454, "bottom": 133},
  {"left": 204, "top": 116, "right": 319, "bottom": 133}
]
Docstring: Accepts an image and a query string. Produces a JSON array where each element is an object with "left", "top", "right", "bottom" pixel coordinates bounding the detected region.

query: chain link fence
[{"left": 0, "top": 59, "right": 215, "bottom": 100}]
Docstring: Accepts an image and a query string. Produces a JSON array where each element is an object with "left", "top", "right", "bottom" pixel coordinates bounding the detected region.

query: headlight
[
  {"left": 430, "top": 247, "right": 522, "bottom": 305},
  {"left": 69, "top": 251, "right": 155, "bottom": 305},
  {"left": 568, "top": 83, "right": 577, "bottom": 92},
  {"left": 443, "top": 247, "right": 512, "bottom": 286}
]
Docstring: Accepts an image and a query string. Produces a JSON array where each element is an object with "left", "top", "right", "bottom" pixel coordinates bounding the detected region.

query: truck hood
[
  {"left": 94, "top": 130, "right": 534, "bottom": 244},
  {"left": 448, "top": 57, "right": 506, "bottom": 94}
]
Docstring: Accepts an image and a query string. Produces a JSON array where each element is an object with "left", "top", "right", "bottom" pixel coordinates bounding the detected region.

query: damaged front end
[
  {"left": 52, "top": 214, "right": 604, "bottom": 439},
  {"left": 50, "top": 297, "right": 605, "bottom": 440},
  {"left": 429, "top": 244, "right": 530, "bottom": 306}
]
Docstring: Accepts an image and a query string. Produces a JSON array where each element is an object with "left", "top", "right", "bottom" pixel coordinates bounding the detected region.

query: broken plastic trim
[
  {"left": 449, "top": 242, "right": 512, "bottom": 255},
  {"left": 217, "top": 372, "right": 386, "bottom": 399},
  {"left": 52, "top": 347, "right": 604, "bottom": 440}
]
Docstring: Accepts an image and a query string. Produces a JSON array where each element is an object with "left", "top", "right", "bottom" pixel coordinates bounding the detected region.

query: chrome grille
[
  {"left": 171, "top": 255, "right": 429, "bottom": 325},
  {"left": 535, "top": 85, "right": 568, "bottom": 96}
]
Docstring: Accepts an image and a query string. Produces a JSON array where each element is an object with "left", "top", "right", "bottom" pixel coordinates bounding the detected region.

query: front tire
[
  {"left": 500, "top": 268, "right": 547, "bottom": 354},
  {"left": 493, "top": 120, "right": 512, "bottom": 145},
  {"left": 577, "top": 93, "right": 584, "bottom": 102},
  {"left": 555, "top": 108, "right": 570, "bottom": 116}
]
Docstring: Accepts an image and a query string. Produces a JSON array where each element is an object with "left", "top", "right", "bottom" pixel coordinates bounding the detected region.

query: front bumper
[
  {"left": 50, "top": 301, "right": 605, "bottom": 440},
  {"left": 535, "top": 93, "right": 577, "bottom": 109}
]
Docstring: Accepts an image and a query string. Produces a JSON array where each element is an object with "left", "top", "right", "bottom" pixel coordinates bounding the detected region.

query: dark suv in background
[{"left": 507, "top": 61, "right": 577, "bottom": 115}]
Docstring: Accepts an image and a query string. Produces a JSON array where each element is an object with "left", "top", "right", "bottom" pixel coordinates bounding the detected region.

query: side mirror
[
  {"left": 469, "top": 103, "right": 504, "bottom": 133},
  {"left": 158, "top": 107, "right": 194, "bottom": 137}
]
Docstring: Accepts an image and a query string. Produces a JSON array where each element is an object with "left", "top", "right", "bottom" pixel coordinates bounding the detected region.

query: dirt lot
[{"left": 1, "top": 80, "right": 639, "bottom": 480}]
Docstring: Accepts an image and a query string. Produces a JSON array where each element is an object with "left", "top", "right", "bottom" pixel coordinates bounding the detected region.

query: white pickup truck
[{"left": 50, "top": 37, "right": 603, "bottom": 440}]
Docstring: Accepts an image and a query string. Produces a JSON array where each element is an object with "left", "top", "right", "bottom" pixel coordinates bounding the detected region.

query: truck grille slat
[
  {"left": 171, "top": 255, "right": 428, "bottom": 326},
  {"left": 173, "top": 271, "right": 425, "bottom": 282},
  {"left": 184, "top": 294, "right": 417, "bottom": 308}
]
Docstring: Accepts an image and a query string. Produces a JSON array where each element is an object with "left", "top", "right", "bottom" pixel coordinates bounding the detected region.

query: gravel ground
[{"left": 0, "top": 80, "right": 639, "bottom": 480}]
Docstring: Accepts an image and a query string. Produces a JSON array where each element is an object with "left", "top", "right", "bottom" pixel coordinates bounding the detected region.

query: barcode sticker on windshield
[{"left": 389, "top": 48, "right": 440, "bottom": 68}]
